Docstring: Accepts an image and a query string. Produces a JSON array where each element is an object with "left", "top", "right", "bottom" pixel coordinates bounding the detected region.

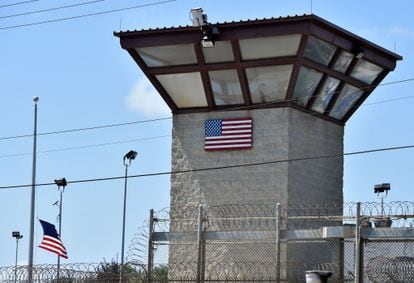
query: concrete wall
[
  {"left": 169, "top": 107, "right": 344, "bottom": 280},
  {"left": 288, "top": 109, "right": 344, "bottom": 207},
  {"left": 170, "top": 107, "right": 343, "bottom": 210}
]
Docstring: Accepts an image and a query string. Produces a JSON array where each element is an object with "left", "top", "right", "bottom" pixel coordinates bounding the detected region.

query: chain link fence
[
  {"left": 146, "top": 201, "right": 414, "bottom": 282},
  {"left": 2, "top": 201, "right": 414, "bottom": 282},
  {"left": 0, "top": 262, "right": 147, "bottom": 282}
]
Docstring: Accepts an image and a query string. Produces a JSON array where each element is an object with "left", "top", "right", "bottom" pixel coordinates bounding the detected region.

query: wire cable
[
  {"left": 0, "top": 0, "right": 105, "bottom": 20},
  {"left": 0, "top": 143, "right": 413, "bottom": 190},
  {"left": 364, "top": 95, "right": 414, "bottom": 106},
  {"left": 0, "top": 0, "right": 176, "bottom": 30},
  {"left": 1, "top": 76, "right": 414, "bottom": 142},
  {"left": 0, "top": 0, "right": 38, "bottom": 9},
  {"left": 0, "top": 134, "right": 171, "bottom": 158},
  {"left": 0, "top": 117, "right": 172, "bottom": 141}
]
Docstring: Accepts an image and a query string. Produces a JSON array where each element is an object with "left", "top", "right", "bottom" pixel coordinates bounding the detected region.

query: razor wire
[
  {"left": 0, "top": 262, "right": 147, "bottom": 282},
  {"left": 4, "top": 201, "right": 414, "bottom": 282}
]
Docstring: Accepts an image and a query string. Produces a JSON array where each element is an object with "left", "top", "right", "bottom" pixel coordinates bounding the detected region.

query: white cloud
[
  {"left": 389, "top": 26, "right": 414, "bottom": 39},
  {"left": 126, "top": 77, "right": 171, "bottom": 116}
]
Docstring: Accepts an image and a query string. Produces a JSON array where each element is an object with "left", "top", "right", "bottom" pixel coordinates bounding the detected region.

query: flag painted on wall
[
  {"left": 38, "top": 219, "right": 68, "bottom": 259},
  {"left": 205, "top": 117, "right": 252, "bottom": 151}
]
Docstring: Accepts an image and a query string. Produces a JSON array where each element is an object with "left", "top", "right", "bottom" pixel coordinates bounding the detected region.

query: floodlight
[
  {"left": 374, "top": 183, "right": 391, "bottom": 194},
  {"left": 12, "top": 231, "right": 23, "bottom": 239},
  {"left": 120, "top": 149, "right": 138, "bottom": 281},
  {"left": 354, "top": 45, "right": 365, "bottom": 59},
  {"left": 124, "top": 150, "right": 137, "bottom": 162},
  {"left": 201, "top": 26, "right": 219, "bottom": 48},
  {"left": 54, "top": 178, "right": 67, "bottom": 187},
  {"left": 202, "top": 33, "right": 215, "bottom": 48}
]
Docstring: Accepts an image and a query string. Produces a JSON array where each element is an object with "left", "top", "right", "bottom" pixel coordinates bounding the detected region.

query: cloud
[
  {"left": 388, "top": 26, "right": 414, "bottom": 39},
  {"left": 126, "top": 77, "right": 171, "bottom": 116}
]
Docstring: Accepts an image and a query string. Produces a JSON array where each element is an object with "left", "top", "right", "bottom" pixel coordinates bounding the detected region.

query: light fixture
[
  {"left": 120, "top": 149, "right": 137, "bottom": 282},
  {"left": 54, "top": 177, "right": 67, "bottom": 282},
  {"left": 123, "top": 150, "right": 137, "bottom": 166},
  {"left": 12, "top": 231, "right": 23, "bottom": 239},
  {"left": 353, "top": 45, "right": 364, "bottom": 59},
  {"left": 201, "top": 26, "right": 219, "bottom": 48},
  {"left": 12, "top": 231, "right": 23, "bottom": 283},
  {"left": 374, "top": 183, "right": 391, "bottom": 195},
  {"left": 373, "top": 183, "right": 392, "bottom": 227},
  {"left": 54, "top": 178, "right": 67, "bottom": 187},
  {"left": 202, "top": 32, "right": 215, "bottom": 48}
]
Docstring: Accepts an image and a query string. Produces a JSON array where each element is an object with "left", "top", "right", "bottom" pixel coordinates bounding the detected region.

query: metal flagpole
[{"left": 28, "top": 96, "right": 39, "bottom": 283}]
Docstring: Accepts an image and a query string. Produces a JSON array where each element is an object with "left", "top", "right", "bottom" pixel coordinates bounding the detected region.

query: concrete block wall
[
  {"left": 171, "top": 108, "right": 291, "bottom": 210},
  {"left": 171, "top": 107, "right": 343, "bottom": 210},
  {"left": 169, "top": 107, "right": 344, "bottom": 280},
  {"left": 288, "top": 109, "right": 344, "bottom": 207}
]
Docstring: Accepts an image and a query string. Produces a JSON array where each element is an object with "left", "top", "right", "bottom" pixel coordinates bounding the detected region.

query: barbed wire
[
  {"left": 0, "top": 262, "right": 147, "bottom": 281},
  {"left": 3, "top": 201, "right": 414, "bottom": 282}
]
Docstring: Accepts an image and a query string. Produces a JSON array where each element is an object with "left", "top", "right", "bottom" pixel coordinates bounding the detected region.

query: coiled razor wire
[
  {"left": 0, "top": 263, "right": 147, "bottom": 282},
  {"left": 367, "top": 256, "right": 414, "bottom": 283}
]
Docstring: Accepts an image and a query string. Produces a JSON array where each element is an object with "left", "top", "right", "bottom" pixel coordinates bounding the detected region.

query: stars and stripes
[
  {"left": 38, "top": 219, "right": 68, "bottom": 259},
  {"left": 205, "top": 117, "right": 252, "bottom": 151}
]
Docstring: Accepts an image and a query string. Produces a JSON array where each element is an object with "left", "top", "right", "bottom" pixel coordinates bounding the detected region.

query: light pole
[
  {"left": 374, "top": 183, "right": 392, "bottom": 227},
  {"left": 120, "top": 150, "right": 137, "bottom": 283},
  {"left": 54, "top": 177, "right": 67, "bottom": 282},
  {"left": 28, "top": 96, "right": 39, "bottom": 283},
  {"left": 12, "top": 231, "right": 23, "bottom": 283}
]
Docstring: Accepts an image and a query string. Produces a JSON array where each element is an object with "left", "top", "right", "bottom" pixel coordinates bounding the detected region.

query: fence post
[
  {"left": 275, "top": 203, "right": 281, "bottom": 283},
  {"left": 147, "top": 209, "right": 154, "bottom": 282},
  {"left": 196, "top": 205, "right": 205, "bottom": 283},
  {"left": 354, "top": 202, "right": 361, "bottom": 283}
]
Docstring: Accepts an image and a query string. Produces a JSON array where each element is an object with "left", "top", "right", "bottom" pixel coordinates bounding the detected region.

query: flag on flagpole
[
  {"left": 205, "top": 117, "right": 252, "bottom": 151},
  {"left": 38, "top": 219, "right": 68, "bottom": 259}
]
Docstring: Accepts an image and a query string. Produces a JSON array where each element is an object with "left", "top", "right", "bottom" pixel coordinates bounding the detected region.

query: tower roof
[{"left": 115, "top": 14, "right": 402, "bottom": 124}]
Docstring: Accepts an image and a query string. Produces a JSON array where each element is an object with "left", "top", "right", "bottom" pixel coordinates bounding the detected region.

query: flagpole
[{"left": 28, "top": 96, "right": 39, "bottom": 283}]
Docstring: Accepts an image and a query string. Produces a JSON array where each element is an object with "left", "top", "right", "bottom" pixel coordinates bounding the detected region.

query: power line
[
  {"left": 0, "top": 143, "right": 413, "bottom": 190},
  {"left": 0, "top": 0, "right": 176, "bottom": 30},
  {"left": 0, "top": 0, "right": 38, "bottom": 9},
  {"left": 0, "top": 77, "right": 413, "bottom": 143},
  {"left": 0, "top": 117, "right": 172, "bottom": 141},
  {"left": 0, "top": 134, "right": 171, "bottom": 158},
  {"left": 0, "top": 0, "right": 105, "bottom": 20},
  {"left": 364, "top": 95, "right": 414, "bottom": 106},
  {"left": 1, "top": 89, "right": 412, "bottom": 158}
]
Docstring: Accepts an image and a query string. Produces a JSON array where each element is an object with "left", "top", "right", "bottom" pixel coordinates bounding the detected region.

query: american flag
[
  {"left": 38, "top": 219, "right": 68, "bottom": 259},
  {"left": 205, "top": 118, "right": 252, "bottom": 151}
]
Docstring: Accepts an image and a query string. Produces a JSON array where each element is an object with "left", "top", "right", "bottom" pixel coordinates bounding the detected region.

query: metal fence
[
  {"left": 145, "top": 201, "right": 414, "bottom": 282},
  {"left": 2, "top": 201, "right": 414, "bottom": 282},
  {"left": 0, "top": 262, "right": 147, "bottom": 282}
]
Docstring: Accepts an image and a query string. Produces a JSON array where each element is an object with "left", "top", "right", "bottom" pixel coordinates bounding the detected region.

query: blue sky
[{"left": 1, "top": 0, "right": 414, "bottom": 267}]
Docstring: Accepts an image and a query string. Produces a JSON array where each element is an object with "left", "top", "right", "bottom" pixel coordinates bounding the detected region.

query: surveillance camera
[{"left": 33, "top": 96, "right": 39, "bottom": 103}]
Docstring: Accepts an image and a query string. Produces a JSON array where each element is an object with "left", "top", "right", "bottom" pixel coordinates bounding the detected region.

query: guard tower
[{"left": 115, "top": 12, "right": 401, "bottom": 279}]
